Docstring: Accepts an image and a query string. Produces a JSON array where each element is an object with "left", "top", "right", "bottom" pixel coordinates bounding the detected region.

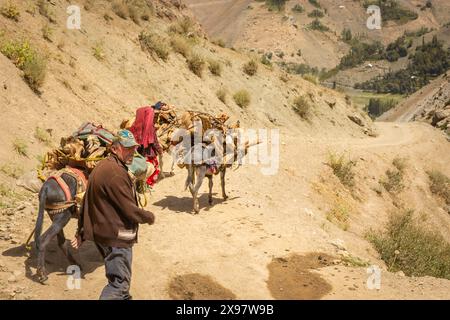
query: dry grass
[
  {"left": 427, "top": 170, "right": 450, "bottom": 206},
  {"left": 0, "top": 164, "right": 24, "bottom": 179},
  {"left": 243, "top": 60, "right": 258, "bottom": 76},
  {"left": 112, "top": 0, "right": 129, "bottom": 19},
  {"left": 233, "top": 90, "right": 251, "bottom": 108},
  {"left": 216, "top": 88, "right": 227, "bottom": 104},
  {"left": 212, "top": 39, "right": 226, "bottom": 47},
  {"left": 139, "top": 31, "right": 169, "bottom": 61},
  {"left": 380, "top": 157, "right": 406, "bottom": 194},
  {"left": 169, "top": 16, "right": 196, "bottom": 36},
  {"left": 340, "top": 254, "right": 370, "bottom": 267},
  {"left": 92, "top": 43, "right": 106, "bottom": 61},
  {"left": 41, "top": 24, "right": 53, "bottom": 42},
  {"left": 327, "top": 153, "right": 356, "bottom": 188},
  {"left": 37, "top": 0, "right": 55, "bottom": 23},
  {"left": 1, "top": 2, "right": 20, "bottom": 21},
  {"left": 12, "top": 139, "right": 28, "bottom": 157},
  {"left": 368, "top": 209, "right": 450, "bottom": 279},
  {"left": 292, "top": 96, "right": 311, "bottom": 119},
  {"left": 170, "top": 35, "right": 191, "bottom": 59},
  {"left": 208, "top": 59, "right": 222, "bottom": 76},
  {"left": 187, "top": 53, "right": 205, "bottom": 77},
  {"left": 302, "top": 73, "right": 318, "bottom": 84},
  {"left": 34, "top": 127, "right": 51, "bottom": 145},
  {"left": 326, "top": 200, "right": 350, "bottom": 230}
]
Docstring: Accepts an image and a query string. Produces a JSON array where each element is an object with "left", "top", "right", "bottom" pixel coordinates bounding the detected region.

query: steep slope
[
  {"left": 379, "top": 71, "right": 449, "bottom": 129},
  {"left": 0, "top": 0, "right": 373, "bottom": 170}
]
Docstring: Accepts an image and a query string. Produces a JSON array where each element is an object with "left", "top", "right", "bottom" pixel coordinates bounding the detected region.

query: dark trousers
[{"left": 96, "top": 244, "right": 133, "bottom": 300}]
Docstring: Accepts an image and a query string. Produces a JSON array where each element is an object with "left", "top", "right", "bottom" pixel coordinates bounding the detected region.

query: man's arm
[{"left": 106, "top": 174, "right": 155, "bottom": 225}]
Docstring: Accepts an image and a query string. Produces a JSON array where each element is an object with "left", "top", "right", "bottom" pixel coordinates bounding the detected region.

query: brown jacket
[{"left": 78, "top": 154, "right": 154, "bottom": 247}]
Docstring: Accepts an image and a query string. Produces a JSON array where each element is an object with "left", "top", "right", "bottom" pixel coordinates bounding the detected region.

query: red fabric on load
[
  {"left": 129, "top": 106, "right": 155, "bottom": 148},
  {"left": 146, "top": 156, "right": 160, "bottom": 187}
]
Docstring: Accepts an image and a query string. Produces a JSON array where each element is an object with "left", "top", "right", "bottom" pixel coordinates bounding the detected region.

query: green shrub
[
  {"left": 341, "top": 28, "right": 352, "bottom": 43},
  {"left": 327, "top": 153, "right": 356, "bottom": 188},
  {"left": 187, "top": 53, "right": 205, "bottom": 77},
  {"left": 356, "top": 36, "right": 449, "bottom": 94},
  {"left": 338, "top": 40, "right": 384, "bottom": 70},
  {"left": 291, "top": 4, "right": 304, "bottom": 13},
  {"left": 243, "top": 60, "right": 258, "bottom": 76},
  {"left": 23, "top": 54, "right": 47, "bottom": 92},
  {"left": 308, "top": 0, "right": 321, "bottom": 9},
  {"left": 261, "top": 55, "right": 272, "bottom": 67},
  {"left": 92, "top": 43, "right": 105, "bottom": 61},
  {"left": 265, "top": 0, "right": 287, "bottom": 11},
  {"left": 308, "top": 9, "right": 324, "bottom": 18},
  {"left": 1, "top": 39, "right": 47, "bottom": 92},
  {"left": 427, "top": 170, "right": 450, "bottom": 206},
  {"left": 368, "top": 209, "right": 450, "bottom": 279},
  {"left": 366, "top": 98, "right": 398, "bottom": 117},
  {"left": 139, "top": 31, "right": 169, "bottom": 61},
  {"left": 292, "top": 96, "right": 311, "bottom": 119},
  {"left": 233, "top": 90, "right": 251, "bottom": 108},
  {"left": 363, "top": 0, "right": 418, "bottom": 25},
  {"left": 308, "top": 19, "right": 329, "bottom": 32}
]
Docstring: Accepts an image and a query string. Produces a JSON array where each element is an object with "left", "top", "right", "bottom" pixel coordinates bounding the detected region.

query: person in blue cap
[{"left": 72, "top": 129, "right": 155, "bottom": 300}]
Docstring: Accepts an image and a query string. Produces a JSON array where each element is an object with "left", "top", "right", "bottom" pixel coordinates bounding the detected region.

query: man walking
[{"left": 72, "top": 129, "right": 155, "bottom": 300}]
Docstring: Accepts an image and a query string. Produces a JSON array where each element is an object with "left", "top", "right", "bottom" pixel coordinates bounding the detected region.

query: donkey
[
  {"left": 34, "top": 169, "right": 86, "bottom": 283},
  {"left": 184, "top": 162, "right": 229, "bottom": 214},
  {"left": 175, "top": 128, "right": 258, "bottom": 214}
]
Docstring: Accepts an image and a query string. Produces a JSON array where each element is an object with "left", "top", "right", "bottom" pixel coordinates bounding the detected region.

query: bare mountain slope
[{"left": 185, "top": 0, "right": 450, "bottom": 70}]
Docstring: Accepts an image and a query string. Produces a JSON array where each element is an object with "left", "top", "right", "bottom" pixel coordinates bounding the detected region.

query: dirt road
[{"left": 1, "top": 122, "right": 449, "bottom": 300}]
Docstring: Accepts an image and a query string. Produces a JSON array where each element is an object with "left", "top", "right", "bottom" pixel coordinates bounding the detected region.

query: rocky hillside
[
  {"left": 185, "top": 0, "right": 450, "bottom": 68},
  {"left": 379, "top": 71, "right": 450, "bottom": 137},
  {"left": 0, "top": 0, "right": 375, "bottom": 172}
]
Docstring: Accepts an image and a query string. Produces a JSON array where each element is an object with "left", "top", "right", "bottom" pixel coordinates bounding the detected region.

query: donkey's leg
[
  {"left": 170, "top": 155, "right": 175, "bottom": 176},
  {"left": 220, "top": 168, "right": 228, "bottom": 200},
  {"left": 36, "top": 212, "right": 69, "bottom": 284},
  {"left": 208, "top": 175, "right": 213, "bottom": 205},
  {"left": 158, "top": 153, "right": 165, "bottom": 179},
  {"left": 192, "top": 166, "right": 206, "bottom": 214},
  {"left": 56, "top": 212, "right": 82, "bottom": 270}
]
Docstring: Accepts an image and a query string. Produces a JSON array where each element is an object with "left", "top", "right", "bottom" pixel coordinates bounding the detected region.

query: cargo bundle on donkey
[{"left": 30, "top": 123, "right": 149, "bottom": 283}]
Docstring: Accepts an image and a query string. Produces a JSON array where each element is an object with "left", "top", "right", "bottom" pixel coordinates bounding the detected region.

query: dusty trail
[
  {"left": 1, "top": 122, "right": 449, "bottom": 300},
  {"left": 378, "top": 74, "right": 448, "bottom": 122}
]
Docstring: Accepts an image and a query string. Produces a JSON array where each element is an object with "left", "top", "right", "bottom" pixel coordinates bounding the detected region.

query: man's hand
[
  {"left": 145, "top": 211, "right": 155, "bottom": 225},
  {"left": 71, "top": 234, "right": 83, "bottom": 249}
]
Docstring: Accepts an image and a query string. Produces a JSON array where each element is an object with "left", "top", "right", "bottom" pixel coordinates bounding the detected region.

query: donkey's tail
[{"left": 34, "top": 184, "right": 47, "bottom": 250}]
